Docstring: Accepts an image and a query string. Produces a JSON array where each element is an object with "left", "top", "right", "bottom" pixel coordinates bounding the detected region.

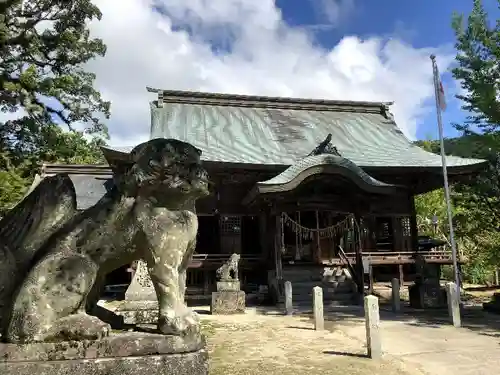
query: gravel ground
[{"left": 199, "top": 308, "right": 424, "bottom": 375}]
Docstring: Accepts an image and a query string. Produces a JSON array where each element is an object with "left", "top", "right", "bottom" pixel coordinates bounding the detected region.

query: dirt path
[
  {"left": 198, "top": 308, "right": 424, "bottom": 375},
  {"left": 321, "top": 307, "right": 500, "bottom": 375}
]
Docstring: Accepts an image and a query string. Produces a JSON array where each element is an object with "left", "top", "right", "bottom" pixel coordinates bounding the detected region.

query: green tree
[
  {"left": 451, "top": 0, "right": 500, "bottom": 134},
  {"left": 417, "top": 135, "right": 500, "bottom": 232},
  {"left": 0, "top": 127, "right": 106, "bottom": 214},
  {"left": 0, "top": 0, "right": 110, "bottom": 135},
  {"left": 0, "top": 1, "right": 110, "bottom": 213},
  {"left": 0, "top": 154, "right": 28, "bottom": 216},
  {"left": 415, "top": 135, "right": 500, "bottom": 283}
]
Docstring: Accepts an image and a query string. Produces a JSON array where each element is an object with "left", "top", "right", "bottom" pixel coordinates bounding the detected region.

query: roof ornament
[
  {"left": 307, "top": 133, "right": 341, "bottom": 157},
  {"left": 382, "top": 104, "right": 395, "bottom": 121}
]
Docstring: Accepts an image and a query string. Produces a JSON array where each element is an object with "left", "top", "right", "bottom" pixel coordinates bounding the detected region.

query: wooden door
[{"left": 219, "top": 215, "right": 242, "bottom": 255}]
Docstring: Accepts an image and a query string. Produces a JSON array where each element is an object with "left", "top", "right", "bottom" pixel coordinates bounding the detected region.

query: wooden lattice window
[{"left": 220, "top": 216, "right": 241, "bottom": 234}]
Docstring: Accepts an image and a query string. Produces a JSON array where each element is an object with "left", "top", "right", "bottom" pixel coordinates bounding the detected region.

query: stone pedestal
[
  {"left": 100, "top": 260, "right": 159, "bottom": 324},
  {"left": 99, "top": 300, "right": 159, "bottom": 325},
  {"left": 125, "top": 260, "right": 157, "bottom": 301},
  {"left": 216, "top": 280, "right": 240, "bottom": 291},
  {"left": 409, "top": 282, "right": 447, "bottom": 309},
  {"left": 0, "top": 331, "right": 208, "bottom": 375},
  {"left": 483, "top": 292, "right": 500, "bottom": 314},
  {"left": 210, "top": 291, "right": 246, "bottom": 314}
]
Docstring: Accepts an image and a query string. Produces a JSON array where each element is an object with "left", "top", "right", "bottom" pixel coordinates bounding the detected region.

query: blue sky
[
  {"left": 81, "top": 1, "right": 498, "bottom": 146},
  {"left": 277, "top": 0, "right": 499, "bottom": 141}
]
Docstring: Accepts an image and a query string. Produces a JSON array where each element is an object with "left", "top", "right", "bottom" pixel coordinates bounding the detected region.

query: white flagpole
[{"left": 430, "top": 54, "right": 461, "bottom": 303}]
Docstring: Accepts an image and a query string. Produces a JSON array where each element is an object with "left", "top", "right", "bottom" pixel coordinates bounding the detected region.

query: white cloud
[
  {"left": 82, "top": 0, "right": 454, "bottom": 146},
  {"left": 312, "top": 0, "right": 355, "bottom": 25}
]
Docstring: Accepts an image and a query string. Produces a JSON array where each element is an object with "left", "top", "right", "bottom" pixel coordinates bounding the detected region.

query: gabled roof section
[
  {"left": 146, "top": 88, "right": 486, "bottom": 170},
  {"left": 41, "top": 164, "right": 113, "bottom": 210},
  {"left": 41, "top": 164, "right": 112, "bottom": 177},
  {"left": 242, "top": 154, "right": 402, "bottom": 206},
  {"left": 257, "top": 154, "right": 399, "bottom": 193}
]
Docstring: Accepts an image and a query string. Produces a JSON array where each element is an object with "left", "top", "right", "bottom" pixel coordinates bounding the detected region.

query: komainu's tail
[{"left": 0, "top": 174, "right": 77, "bottom": 334}]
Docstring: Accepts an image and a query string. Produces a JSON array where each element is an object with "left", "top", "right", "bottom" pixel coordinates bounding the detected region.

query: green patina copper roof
[
  {"left": 147, "top": 88, "right": 485, "bottom": 169},
  {"left": 258, "top": 154, "right": 397, "bottom": 188}
]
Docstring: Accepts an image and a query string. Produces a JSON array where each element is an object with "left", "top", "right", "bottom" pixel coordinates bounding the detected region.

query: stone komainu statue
[
  {"left": 0, "top": 138, "right": 210, "bottom": 343},
  {"left": 216, "top": 253, "right": 240, "bottom": 281}
]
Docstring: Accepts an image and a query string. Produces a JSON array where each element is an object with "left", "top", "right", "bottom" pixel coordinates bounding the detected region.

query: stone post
[
  {"left": 364, "top": 295, "right": 381, "bottom": 359},
  {"left": 391, "top": 278, "right": 401, "bottom": 313},
  {"left": 285, "top": 281, "right": 293, "bottom": 315},
  {"left": 313, "top": 286, "right": 324, "bottom": 331},
  {"left": 125, "top": 260, "right": 156, "bottom": 301},
  {"left": 445, "top": 282, "right": 461, "bottom": 327},
  {"left": 98, "top": 260, "right": 160, "bottom": 325}
]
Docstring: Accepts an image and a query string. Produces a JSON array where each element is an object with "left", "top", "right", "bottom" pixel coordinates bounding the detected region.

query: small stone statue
[
  {"left": 216, "top": 253, "right": 240, "bottom": 281},
  {"left": 211, "top": 253, "right": 245, "bottom": 314},
  {"left": 0, "top": 138, "right": 210, "bottom": 343}
]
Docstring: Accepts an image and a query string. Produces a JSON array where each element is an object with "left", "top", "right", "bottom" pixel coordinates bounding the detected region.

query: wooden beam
[
  {"left": 409, "top": 194, "right": 418, "bottom": 251},
  {"left": 399, "top": 264, "right": 404, "bottom": 286}
]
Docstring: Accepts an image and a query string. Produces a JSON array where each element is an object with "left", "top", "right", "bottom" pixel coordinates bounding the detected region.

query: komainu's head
[
  {"left": 230, "top": 253, "right": 240, "bottom": 264},
  {"left": 102, "top": 138, "right": 210, "bottom": 203}
]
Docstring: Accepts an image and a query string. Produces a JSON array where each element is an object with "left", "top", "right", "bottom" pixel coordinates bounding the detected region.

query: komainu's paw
[
  {"left": 41, "top": 313, "right": 111, "bottom": 342},
  {"left": 157, "top": 305, "right": 200, "bottom": 337}
]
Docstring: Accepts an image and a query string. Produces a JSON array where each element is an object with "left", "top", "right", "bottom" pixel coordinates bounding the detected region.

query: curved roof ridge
[
  {"left": 258, "top": 154, "right": 394, "bottom": 186},
  {"left": 253, "top": 154, "right": 402, "bottom": 197}
]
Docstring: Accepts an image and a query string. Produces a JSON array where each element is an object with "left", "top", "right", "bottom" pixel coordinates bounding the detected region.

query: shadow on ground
[
  {"left": 323, "top": 350, "right": 368, "bottom": 358},
  {"left": 291, "top": 303, "right": 500, "bottom": 338}
]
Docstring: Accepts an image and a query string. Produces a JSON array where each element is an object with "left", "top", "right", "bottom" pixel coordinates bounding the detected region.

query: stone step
[
  {"left": 283, "top": 275, "right": 348, "bottom": 283},
  {"left": 282, "top": 269, "right": 321, "bottom": 274},
  {"left": 282, "top": 268, "right": 350, "bottom": 281},
  {"left": 281, "top": 273, "right": 322, "bottom": 281},
  {"left": 285, "top": 279, "right": 354, "bottom": 288}
]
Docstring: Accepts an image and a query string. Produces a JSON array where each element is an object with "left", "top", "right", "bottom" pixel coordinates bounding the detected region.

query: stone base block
[
  {"left": 211, "top": 291, "right": 246, "bottom": 315},
  {"left": 216, "top": 280, "right": 240, "bottom": 291},
  {"left": 98, "top": 299, "right": 158, "bottom": 325},
  {"left": 0, "top": 331, "right": 208, "bottom": 375},
  {"left": 483, "top": 292, "right": 500, "bottom": 314},
  {"left": 409, "top": 283, "right": 447, "bottom": 309}
]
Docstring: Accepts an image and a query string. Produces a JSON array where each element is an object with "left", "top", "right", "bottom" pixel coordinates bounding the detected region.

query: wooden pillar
[
  {"left": 203, "top": 270, "right": 210, "bottom": 294},
  {"left": 354, "top": 213, "right": 365, "bottom": 295},
  {"left": 368, "top": 264, "right": 374, "bottom": 295},
  {"left": 399, "top": 264, "right": 404, "bottom": 286},
  {"left": 258, "top": 212, "right": 267, "bottom": 259},
  {"left": 315, "top": 210, "right": 321, "bottom": 262},
  {"left": 392, "top": 216, "right": 402, "bottom": 251},
  {"left": 295, "top": 211, "right": 301, "bottom": 261},
  {"left": 274, "top": 214, "right": 283, "bottom": 280},
  {"left": 409, "top": 194, "right": 419, "bottom": 251}
]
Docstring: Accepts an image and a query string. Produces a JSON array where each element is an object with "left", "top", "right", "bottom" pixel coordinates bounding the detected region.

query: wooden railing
[
  {"left": 338, "top": 246, "right": 362, "bottom": 293},
  {"left": 339, "top": 250, "right": 455, "bottom": 264}
]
